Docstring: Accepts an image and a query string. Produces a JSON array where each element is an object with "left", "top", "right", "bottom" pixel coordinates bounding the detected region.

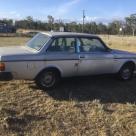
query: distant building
[
  {"left": 0, "top": 23, "right": 16, "bottom": 33},
  {"left": 59, "top": 26, "right": 64, "bottom": 32}
]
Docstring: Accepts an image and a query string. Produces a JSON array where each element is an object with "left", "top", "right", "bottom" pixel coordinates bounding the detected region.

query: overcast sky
[{"left": 0, "top": 0, "right": 135, "bottom": 23}]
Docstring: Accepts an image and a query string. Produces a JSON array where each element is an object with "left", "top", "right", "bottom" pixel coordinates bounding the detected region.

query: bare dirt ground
[{"left": 0, "top": 35, "right": 136, "bottom": 136}]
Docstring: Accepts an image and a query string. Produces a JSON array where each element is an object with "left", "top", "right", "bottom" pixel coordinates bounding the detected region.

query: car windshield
[{"left": 26, "top": 33, "right": 50, "bottom": 51}]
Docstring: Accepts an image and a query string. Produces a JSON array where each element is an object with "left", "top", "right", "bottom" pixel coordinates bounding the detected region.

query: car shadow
[
  {"left": 36, "top": 75, "right": 136, "bottom": 104},
  {"left": 30, "top": 75, "right": 136, "bottom": 104}
]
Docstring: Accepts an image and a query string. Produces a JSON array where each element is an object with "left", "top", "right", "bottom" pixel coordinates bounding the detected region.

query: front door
[{"left": 77, "top": 37, "right": 114, "bottom": 76}]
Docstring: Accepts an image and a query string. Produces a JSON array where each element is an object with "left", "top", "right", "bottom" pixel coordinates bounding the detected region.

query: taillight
[{"left": 0, "top": 62, "right": 5, "bottom": 71}]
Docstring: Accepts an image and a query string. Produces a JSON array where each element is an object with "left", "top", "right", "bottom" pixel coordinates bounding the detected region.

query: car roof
[{"left": 40, "top": 32, "right": 99, "bottom": 38}]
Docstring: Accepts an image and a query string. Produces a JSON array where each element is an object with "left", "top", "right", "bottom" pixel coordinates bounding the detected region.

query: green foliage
[
  {"left": 126, "top": 14, "right": 136, "bottom": 36},
  {"left": 0, "top": 19, "right": 13, "bottom": 26},
  {"left": 0, "top": 14, "right": 136, "bottom": 35}
]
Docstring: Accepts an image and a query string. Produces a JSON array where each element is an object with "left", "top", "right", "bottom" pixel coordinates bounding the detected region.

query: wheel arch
[
  {"left": 34, "top": 66, "right": 62, "bottom": 80},
  {"left": 119, "top": 60, "right": 136, "bottom": 72}
]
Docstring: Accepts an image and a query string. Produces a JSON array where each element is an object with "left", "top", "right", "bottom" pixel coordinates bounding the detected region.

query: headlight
[{"left": 0, "top": 62, "right": 5, "bottom": 71}]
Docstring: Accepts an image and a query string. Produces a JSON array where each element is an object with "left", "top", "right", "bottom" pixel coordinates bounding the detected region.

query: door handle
[{"left": 79, "top": 55, "right": 85, "bottom": 59}]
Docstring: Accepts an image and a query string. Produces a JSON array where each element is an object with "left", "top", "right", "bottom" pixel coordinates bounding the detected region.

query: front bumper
[{"left": 0, "top": 72, "right": 13, "bottom": 81}]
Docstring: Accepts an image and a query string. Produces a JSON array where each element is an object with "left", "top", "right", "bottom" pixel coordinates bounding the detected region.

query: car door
[
  {"left": 77, "top": 37, "right": 115, "bottom": 76},
  {"left": 45, "top": 37, "right": 79, "bottom": 77}
]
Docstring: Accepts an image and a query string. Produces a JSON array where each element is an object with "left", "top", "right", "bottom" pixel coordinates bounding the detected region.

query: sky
[{"left": 0, "top": 0, "right": 136, "bottom": 23}]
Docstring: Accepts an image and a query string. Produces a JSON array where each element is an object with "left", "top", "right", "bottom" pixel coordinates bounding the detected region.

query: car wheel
[
  {"left": 35, "top": 70, "right": 60, "bottom": 90},
  {"left": 119, "top": 64, "right": 134, "bottom": 81}
]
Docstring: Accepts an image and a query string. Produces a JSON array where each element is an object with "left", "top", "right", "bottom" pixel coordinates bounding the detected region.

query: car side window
[
  {"left": 47, "top": 37, "right": 76, "bottom": 53},
  {"left": 77, "top": 37, "right": 106, "bottom": 53}
]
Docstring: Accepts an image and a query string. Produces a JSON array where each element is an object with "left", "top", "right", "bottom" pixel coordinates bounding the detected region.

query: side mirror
[{"left": 106, "top": 48, "right": 112, "bottom": 52}]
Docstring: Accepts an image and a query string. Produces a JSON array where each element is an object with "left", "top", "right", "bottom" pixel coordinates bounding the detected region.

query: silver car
[{"left": 0, "top": 32, "right": 136, "bottom": 89}]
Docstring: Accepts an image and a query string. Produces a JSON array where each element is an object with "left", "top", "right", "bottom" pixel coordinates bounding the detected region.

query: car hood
[
  {"left": 0, "top": 46, "right": 34, "bottom": 56},
  {"left": 112, "top": 49, "right": 136, "bottom": 58}
]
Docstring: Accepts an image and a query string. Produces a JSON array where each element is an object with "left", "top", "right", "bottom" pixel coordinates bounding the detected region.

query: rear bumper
[{"left": 0, "top": 72, "right": 13, "bottom": 81}]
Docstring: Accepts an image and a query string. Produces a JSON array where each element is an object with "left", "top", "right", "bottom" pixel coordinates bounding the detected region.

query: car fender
[
  {"left": 34, "top": 64, "right": 63, "bottom": 79},
  {"left": 116, "top": 59, "right": 136, "bottom": 73}
]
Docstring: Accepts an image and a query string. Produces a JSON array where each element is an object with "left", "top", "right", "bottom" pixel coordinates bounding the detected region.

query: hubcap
[
  {"left": 41, "top": 72, "right": 55, "bottom": 87},
  {"left": 121, "top": 68, "right": 131, "bottom": 80}
]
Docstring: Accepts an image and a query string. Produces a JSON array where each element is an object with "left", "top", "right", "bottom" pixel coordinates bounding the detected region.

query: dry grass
[
  {"left": 100, "top": 35, "right": 136, "bottom": 52},
  {"left": 0, "top": 37, "right": 30, "bottom": 46},
  {"left": 0, "top": 35, "right": 136, "bottom": 136}
]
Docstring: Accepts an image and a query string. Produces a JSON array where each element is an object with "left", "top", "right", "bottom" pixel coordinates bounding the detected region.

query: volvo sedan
[{"left": 0, "top": 32, "right": 136, "bottom": 89}]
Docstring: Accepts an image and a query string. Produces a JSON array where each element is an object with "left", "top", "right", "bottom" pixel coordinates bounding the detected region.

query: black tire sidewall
[
  {"left": 35, "top": 70, "right": 60, "bottom": 90},
  {"left": 119, "top": 65, "right": 134, "bottom": 81}
]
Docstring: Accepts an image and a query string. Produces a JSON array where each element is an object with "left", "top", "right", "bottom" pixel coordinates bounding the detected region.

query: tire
[
  {"left": 35, "top": 69, "right": 60, "bottom": 90},
  {"left": 118, "top": 64, "right": 134, "bottom": 81}
]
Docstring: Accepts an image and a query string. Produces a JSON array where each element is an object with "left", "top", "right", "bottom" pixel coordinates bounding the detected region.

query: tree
[
  {"left": 0, "top": 19, "right": 13, "bottom": 25},
  {"left": 47, "top": 15, "right": 54, "bottom": 31},
  {"left": 126, "top": 14, "right": 136, "bottom": 36},
  {"left": 26, "top": 16, "right": 33, "bottom": 22},
  {"left": 12, "top": 14, "right": 136, "bottom": 35},
  {"left": 108, "top": 20, "right": 123, "bottom": 35},
  {"left": 26, "top": 16, "right": 34, "bottom": 29},
  {"left": 86, "top": 22, "right": 98, "bottom": 34},
  {"left": 97, "top": 23, "right": 108, "bottom": 34}
]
